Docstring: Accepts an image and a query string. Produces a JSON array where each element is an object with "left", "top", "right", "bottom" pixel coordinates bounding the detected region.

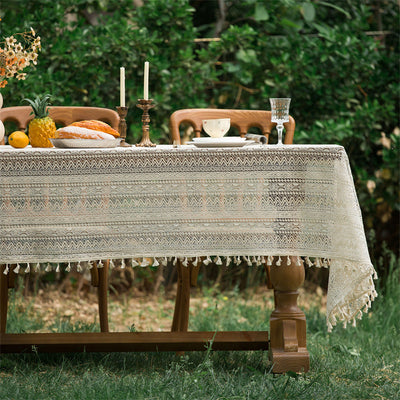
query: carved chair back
[{"left": 169, "top": 108, "right": 295, "bottom": 144}]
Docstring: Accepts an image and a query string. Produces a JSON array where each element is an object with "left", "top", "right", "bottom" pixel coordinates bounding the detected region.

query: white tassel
[
  {"left": 246, "top": 256, "right": 252, "bottom": 266},
  {"left": 305, "top": 257, "right": 313, "bottom": 267},
  {"left": 256, "top": 256, "right": 261, "bottom": 266},
  {"left": 56, "top": 264, "right": 60, "bottom": 273},
  {"left": 296, "top": 256, "right": 302, "bottom": 266},
  {"left": 235, "top": 256, "right": 241, "bottom": 266},
  {"left": 140, "top": 258, "right": 149, "bottom": 267},
  {"left": 110, "top": 259, "right": 116, "bottom": 269},
  {"left": 322, "top": 258, "right": 329, "bottom": 267},
  {"left": 65, "top": 262, "right": 71, "bottom": 272},
  {"left": 173, "top": 257, "right": 178, "bottom": 266},
  {"left": 276, "top": 256, "right": 282, "bottom": 266},
  {"left": 13, "top": 264, "right": 21, "bottom": 274},
  {"left": 286, "top": 256, "right": 291, "bottom": 266},
  {"left": 315, "top": 258, "right": 321, "bottom": 268},
  {"left": 3, "top": 265, "right": 9, "bottom": 275},
  {"left": 45, "top": 263, "right": 52, "bottom": 272},
  {"left": 215, "top": 256, "right": 222, "bottom": 265},
  {"left": 97, "top": 260, "right": 104, "bottom": 268},
  {"left": 182, "top": 257, "right": 189, "bottom": 267},
  {"left": 35, "top": 263, "right": 41, "bottom": 272},
  {"left": 152, "top": 258, "right": 159, "bottom": 267},
  {"left": 131, "top": 258, "right": 139, "bottom": 267},
  {"left": 261, "top": 256, "right": 266, "bottom": 263},
  {"left": 267, "top": 255, "right": 273, "bottom": 266},
  {"left": 203, "top": 256, "right": 212, "bottom": 265},
  {"left": 192, "top": 257, "right": 198, "bottom": 266},
  {"left": 87, "top": 261, "right": 94, "bottom": 270},
  {"left": 373, "top": 270, "right": 378, "bottom": 279},
  {"left": 226, "top": 256, "right": 231, "bottom": 266},
  {"left": 160, "top": 257, "right": 167, "bottom": 266},
  {"left": 76, "top": 262, "right": 83, "bottom": 272},
  {"left": 25, "top": 263, "right": 31, "bottom": 273}
]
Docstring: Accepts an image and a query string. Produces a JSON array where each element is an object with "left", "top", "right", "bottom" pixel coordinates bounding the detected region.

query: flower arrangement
[{"left": 0, "top": 27, "right": 41, "bottom": 88}]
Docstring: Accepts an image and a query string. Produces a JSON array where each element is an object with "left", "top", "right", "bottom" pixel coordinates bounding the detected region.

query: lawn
[{"left": 0, "top": 268, "right": 399, "bottom": 400}]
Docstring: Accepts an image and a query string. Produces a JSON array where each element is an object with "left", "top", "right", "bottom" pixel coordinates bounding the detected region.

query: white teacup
[{"left": 202, "top": 118, "right": 230, "bottom": 138}]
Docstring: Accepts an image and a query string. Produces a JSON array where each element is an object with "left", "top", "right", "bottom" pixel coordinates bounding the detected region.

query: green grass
[{"left": 1, "top": 269, "right": 399, "bottom": 400}]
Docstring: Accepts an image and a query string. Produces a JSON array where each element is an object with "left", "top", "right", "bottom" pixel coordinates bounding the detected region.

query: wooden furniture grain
[
  {"left": 0, "top": 106, "right": 120, "bottom": 145},
  {"left": 0, "top": 106, "right": 119, "bottom": 331},
  {"left": 169, "top": 108, "right": 295, "bottom": 144}
]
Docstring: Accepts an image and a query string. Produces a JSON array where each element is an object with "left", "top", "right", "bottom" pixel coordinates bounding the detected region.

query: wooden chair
[
  {"left": 169, "top": 108, "right": 296, "bottom": 335},
  {"left": 0, "top": 106, "right": 119, "bottom": 333},
  {"left": 169, "top": 108, "right": 295, "bottom": 145}
]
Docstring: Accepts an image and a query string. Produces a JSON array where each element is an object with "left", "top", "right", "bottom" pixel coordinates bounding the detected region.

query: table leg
[
  {"left": 269, "top": 256, "right": 310, "bottom": 373},
  {"left": 0, "top": 265, "right": 9, "bottom": 333},
  {"left": 90, "top": 261, "right": 109, "bottom": 333},
  {"left": 172, "top": 259, "right": 191, "bottom": 332},
  {"left": 98, "top": 261, "right": 109, "bottom": 333}
]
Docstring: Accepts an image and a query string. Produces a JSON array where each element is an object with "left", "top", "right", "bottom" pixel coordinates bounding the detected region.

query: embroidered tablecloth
[{"left": 0, "top": 144, "right": 377, "bottom": 330}]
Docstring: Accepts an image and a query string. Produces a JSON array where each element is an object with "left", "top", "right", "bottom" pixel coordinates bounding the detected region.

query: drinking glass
[{"left": 269, "top": 98, "right": 291, "bottom": 145}]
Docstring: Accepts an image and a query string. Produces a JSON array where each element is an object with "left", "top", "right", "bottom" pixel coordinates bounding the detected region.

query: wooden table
[{"left": 0, "top": 144, "right": 376, "bottom": 373}]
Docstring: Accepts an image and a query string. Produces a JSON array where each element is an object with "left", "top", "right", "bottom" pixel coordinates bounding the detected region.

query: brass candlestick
[
  {"left": 136, "top": 99, "right": 156, "bottom": 147},
  {"left": 116, "top": 106, "right": 131, "bottom": 147}
]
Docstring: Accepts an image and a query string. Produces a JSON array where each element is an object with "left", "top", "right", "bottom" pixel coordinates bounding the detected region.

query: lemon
[{"left": 9, "top": 131, "right": 30, "bottom": 148}]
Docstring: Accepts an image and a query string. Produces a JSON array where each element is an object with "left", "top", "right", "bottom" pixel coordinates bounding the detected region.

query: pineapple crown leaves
[{"left": 22, "top": 94, "right": 52, "bottom": 119}]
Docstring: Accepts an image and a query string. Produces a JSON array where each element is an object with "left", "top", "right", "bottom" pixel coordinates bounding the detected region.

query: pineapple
[{"left": 23, "top": 94, "right": 56, "bottom": 147}]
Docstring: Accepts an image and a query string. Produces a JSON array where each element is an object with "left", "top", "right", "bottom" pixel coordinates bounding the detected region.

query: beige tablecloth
[{"left": 0, "top": 144, "right": 377, "bottom": 330}]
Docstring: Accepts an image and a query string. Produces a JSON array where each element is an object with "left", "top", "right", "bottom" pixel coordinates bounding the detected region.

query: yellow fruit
[
  {"left": 9, "top": 131, "right": 30, "bottom": 148},
  {"left": 28, "top": 116, "right": 56, "bottom": 147},
  {"left": 23, "top": 94, "right": 56, "bottom": 147}
]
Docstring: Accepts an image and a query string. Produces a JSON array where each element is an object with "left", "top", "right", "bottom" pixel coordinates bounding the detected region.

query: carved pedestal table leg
[{"left": 269, "top": 256, "right": 310, "bottom": 373}]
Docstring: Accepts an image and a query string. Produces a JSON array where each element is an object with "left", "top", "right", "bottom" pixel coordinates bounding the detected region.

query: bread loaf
[{"left": 55, "top": 120, "right": 120, "bottom": 140}]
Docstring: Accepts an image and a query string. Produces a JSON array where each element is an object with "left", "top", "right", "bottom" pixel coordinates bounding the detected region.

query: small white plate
[
  {"left": 187, "top": 140, "right": 255, "bottom": 148},
  {"left": 50, "top": 138, "right": 122, "bottom": 148}
]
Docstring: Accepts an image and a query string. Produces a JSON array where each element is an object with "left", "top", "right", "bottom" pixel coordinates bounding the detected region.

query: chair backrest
[
  {"left": 169, "top": 108, "right": 295, "bottom": 144},
  {"left": 1, "top": 106, "right": 120, "bottom": 144}
]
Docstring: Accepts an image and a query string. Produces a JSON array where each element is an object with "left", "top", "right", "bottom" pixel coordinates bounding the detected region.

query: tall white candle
[
  {"left": 144, "top": 61, "right": 149, "bottom": 100},
  {"left": 120, "top": 67, "right": 125, "bottom": 107}
]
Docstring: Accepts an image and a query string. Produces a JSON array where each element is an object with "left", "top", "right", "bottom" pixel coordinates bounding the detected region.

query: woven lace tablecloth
[{"left": 0, "top": 144, "right": 377, "bottom": 330}]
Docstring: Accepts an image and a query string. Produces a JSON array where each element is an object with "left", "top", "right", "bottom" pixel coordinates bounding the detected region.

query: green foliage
[{"left": 1, "top": 0, "right": 398, "bottom": 277}]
